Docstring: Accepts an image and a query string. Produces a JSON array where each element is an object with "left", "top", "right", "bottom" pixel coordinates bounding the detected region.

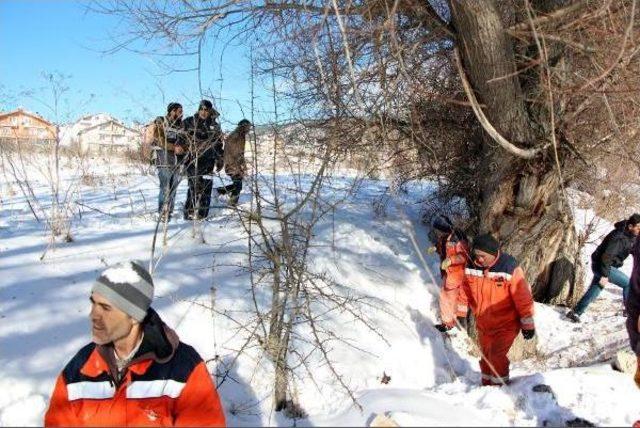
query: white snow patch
[
  {"left": 102, "top": 264, "right": 143, "bottom": 285},
  {"left": 1, "top": 155, "right": 640, "bottom": 426}
]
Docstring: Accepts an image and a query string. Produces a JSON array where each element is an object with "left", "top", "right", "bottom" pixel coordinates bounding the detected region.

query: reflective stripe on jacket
[{"left": 457, "top": 251, "right": 534, "bottom": 332}]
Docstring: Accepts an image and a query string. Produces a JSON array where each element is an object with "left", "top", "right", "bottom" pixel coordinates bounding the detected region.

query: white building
[{"left": 60, "top": 114, "right": 141, "bottom": 155}]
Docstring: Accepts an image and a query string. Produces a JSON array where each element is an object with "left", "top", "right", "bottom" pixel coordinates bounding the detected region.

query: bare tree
[
  {"left": 100, "top": 0, "right": 640, "bottom": 305},
  {"left": 1, "top": 72, "right": 96, "bottom": 250},
  {"left": 95, "top": 0, "right": 640, "bottom": 404}
]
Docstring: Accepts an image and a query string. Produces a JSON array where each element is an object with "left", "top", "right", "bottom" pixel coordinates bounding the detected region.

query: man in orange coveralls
[
  {"left": 44, "top": 260, "right": 226, "bottom": 426},
  {"left": 457, "top": 233, "right": 535, "bottom": 386},
  {"left": 431, "top": 216, "right": 470, "bottom": 332}
]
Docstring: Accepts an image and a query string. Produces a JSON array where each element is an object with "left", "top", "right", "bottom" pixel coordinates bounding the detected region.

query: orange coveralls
[
  {"left": 437, "top": 233, "right": 470, "bottom": 327},
  {"left": 457, "top": 251, "right": 535, "bottom": 385}
]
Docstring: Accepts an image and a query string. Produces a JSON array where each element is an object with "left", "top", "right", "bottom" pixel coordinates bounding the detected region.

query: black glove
[
  {"left": 522, "top": 328, "right": 535, "bottom": 340},
  {"left": 435, "top": 323, "right": 452, "bottom": 333}
]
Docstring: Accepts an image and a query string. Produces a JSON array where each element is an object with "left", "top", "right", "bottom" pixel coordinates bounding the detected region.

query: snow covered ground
[{"left": 0, "top": 154, "right": 639, "bottom": 426}]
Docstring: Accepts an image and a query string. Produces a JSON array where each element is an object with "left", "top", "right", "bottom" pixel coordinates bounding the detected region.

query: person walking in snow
[
  {"left": 216, "top": 119, "right": 251, "bottom": 207},
  {"left": 429, "top": 215, "right": 471, "bottom": 333},
  {"left": 457, "top": 233, "right": 535, "bottom": 386},
  {"left": 566, "top": 213, "right": 640, "bottom": 323},
  {"left": 44, "top": 261, "right": 226, "bottom": 427},
  {"left": 626, "top": 237, "right": 640, "bottom": 389},
  {"left": 144, "top": 102, "right": 186, "bottom": 221},
  {"left": 183, "top": 100, "right": 223, "bottom": 220}
]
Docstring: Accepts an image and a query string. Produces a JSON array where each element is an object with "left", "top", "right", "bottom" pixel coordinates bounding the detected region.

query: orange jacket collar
[{"left": 80, "top": 347, "right": 153, "bottom": 378}]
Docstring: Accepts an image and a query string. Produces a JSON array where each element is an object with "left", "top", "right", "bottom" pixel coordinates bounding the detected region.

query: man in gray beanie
[{"left": 45, "top": 261, "right": 226, "bottom": 426}]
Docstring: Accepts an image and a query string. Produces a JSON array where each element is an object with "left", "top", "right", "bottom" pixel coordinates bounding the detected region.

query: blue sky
[{"left": 0, "top": 0, "right": 270, "bottom": 130}]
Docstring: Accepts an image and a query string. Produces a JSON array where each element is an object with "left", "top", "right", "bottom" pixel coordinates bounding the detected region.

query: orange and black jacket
[
  {"left": 436, "top": 230, "right": 469, "bottom": 289},
  {"left": 44, "top": 309, "right": 226, "bottom": 427},
  {"left": 457, "top": 251, "right": 535, "bottom": 332}
]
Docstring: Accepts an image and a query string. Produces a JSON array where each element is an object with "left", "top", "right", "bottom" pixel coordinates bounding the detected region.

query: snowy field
[{"left": 0, "top": 154, "right": 639, "bottom": 426}]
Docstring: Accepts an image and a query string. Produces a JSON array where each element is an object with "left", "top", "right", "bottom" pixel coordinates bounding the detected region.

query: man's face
[
  {"left": 629, "top": 223, "right": 640, "bottom": 236},
  {"left": 171, "top": 107, "right": 183, "bottom": 121},
  {"left": 90, "top": 292, "right": 135, "bottom": 345},
  {"left": 473, "top": 249, "right": 497, "bottom": 267},
  {"left": 198, "top": 106, "right": 211, "bottom": 120}
]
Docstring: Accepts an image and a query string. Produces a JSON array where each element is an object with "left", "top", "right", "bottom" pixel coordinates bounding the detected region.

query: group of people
[
  {"left": 429, "top": 218, "right": 535, "bottom": 386},
  {"left": 145, "top": 100, "right": 252, "bottom": 221},
  {"left": 430, "top": 213, "right": 640, "bottom": 389},
  {"left": 39, "top": 202, "right": 640, "bottom": 425}
]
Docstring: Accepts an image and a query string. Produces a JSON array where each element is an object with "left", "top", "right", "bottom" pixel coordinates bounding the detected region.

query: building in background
[
  {"left": 0, "top": 108, "right": 56, "bottom": 146},
  {"left": 76, "top": 118, "right": 140, "bottom": 155},
  {"left": 60, "top": 113, "right": 141, "bottom": 156}
]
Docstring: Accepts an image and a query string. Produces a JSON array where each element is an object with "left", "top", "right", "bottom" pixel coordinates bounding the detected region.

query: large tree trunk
[{"left": 450, "top": 1, "right": 583, "bottom": 346}]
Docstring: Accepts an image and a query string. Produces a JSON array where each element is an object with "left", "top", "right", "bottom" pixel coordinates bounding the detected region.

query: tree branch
[
  {"left": 453, "top": 48, "right": 548, "bottom": 159},
  {"left": 509, "top": 0, "right": 592, "bottom": 31}
]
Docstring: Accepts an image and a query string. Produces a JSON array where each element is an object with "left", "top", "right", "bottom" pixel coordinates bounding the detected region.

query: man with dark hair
[
  {"left": 216, "top": 119, "right": 251, "bottom": 206},
  {"left": 144, "top": 102, "right": 186, "bottom": 221},
  {"left": 567, "top": 213, "right": 640, "bottom": 323},
  {"left": 44, "top": 261, "right": 226, "bottom": 426},
  {"left": 183, "top": 100, "right": 223, "bottom": 220},
  {"left": 457, "top": 233, "right": 535, "bottom": 386}
]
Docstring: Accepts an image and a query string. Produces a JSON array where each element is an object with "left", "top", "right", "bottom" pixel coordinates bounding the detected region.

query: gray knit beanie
[{"left": 91, "top": 261, "right": 154, "bottom": 322}]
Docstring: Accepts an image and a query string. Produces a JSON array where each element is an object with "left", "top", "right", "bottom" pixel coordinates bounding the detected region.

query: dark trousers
[
  {"left": 184, "top": 173, "right": 213, "bottom": 219},
  {"left": 217, "top": 175, "right": 243, "bottom": 199}
]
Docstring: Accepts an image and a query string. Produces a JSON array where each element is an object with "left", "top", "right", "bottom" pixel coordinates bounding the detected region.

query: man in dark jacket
[
  {"left": 626, "top": 238, "right": 640, "bottom": 388},
  {"left": 567, "top": 213, "right": 640, "bottom": 322},
  {"left": 216, "top": 119, "right": 251, "bottom": 206},
  {"left": 183, "top": 100, "right": 223, "bottom": 220},
  {"left": 144, "top": 102, "right": 186, "bottom": 221},
  {"left": 44, "top": 261, "right": 226, "bottom": 426}
]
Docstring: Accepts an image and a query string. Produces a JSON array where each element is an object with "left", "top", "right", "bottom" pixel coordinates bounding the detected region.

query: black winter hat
[
  {"left": 628, "top": 213, "right": 640, "bottom": 226},
  {"left": 199, "top": 99, "right": 213, "bottom": 110},
  {"left": 472, "top": 233, "right": 500, "bottom": 256},
  {"left": 198, "top": 100, "right": 219, "bottom": 117},
  {"left": 167, "top": 102, "right": 182, "bottom": 115}
]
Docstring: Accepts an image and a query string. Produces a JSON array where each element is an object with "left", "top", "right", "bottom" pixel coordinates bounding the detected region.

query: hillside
[{"left": 0, "top": 155, "right": 638, "bottom": 426}]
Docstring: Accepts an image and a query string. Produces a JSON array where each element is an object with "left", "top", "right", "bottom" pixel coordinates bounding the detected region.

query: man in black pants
[
  {"left": 183, "top": 100, "right": 223, "bottom": 220},
  {"left": 217, "top": 119, "right": 251, "bottom": 206}
]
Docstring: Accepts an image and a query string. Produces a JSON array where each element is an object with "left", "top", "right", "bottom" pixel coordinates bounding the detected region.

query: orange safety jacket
[
  {"left": 44, "top": 309, "right": 225, "bottom": 427},
  {"left": 457, "top": 251, "right": 534, "bottom": 331},
  {"left": 438, "top": 232, "right": 469, "bottom": 290}
]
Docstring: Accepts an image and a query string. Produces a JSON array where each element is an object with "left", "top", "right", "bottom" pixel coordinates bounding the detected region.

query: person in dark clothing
[
  {"left": 216, "top": 119, "right": 251, "bottom": 206},
  {"left": 183, "top": 100, "right": 223, "bottom": 220},
  {"left": 626, "top": 238, "right": 640, "bottom": 388},
  {"left": 144, "top": 102, "right": 186, "bottom": 221},
  {"left": 567, "top": 213, "right": 640, "bottom": 322}
]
